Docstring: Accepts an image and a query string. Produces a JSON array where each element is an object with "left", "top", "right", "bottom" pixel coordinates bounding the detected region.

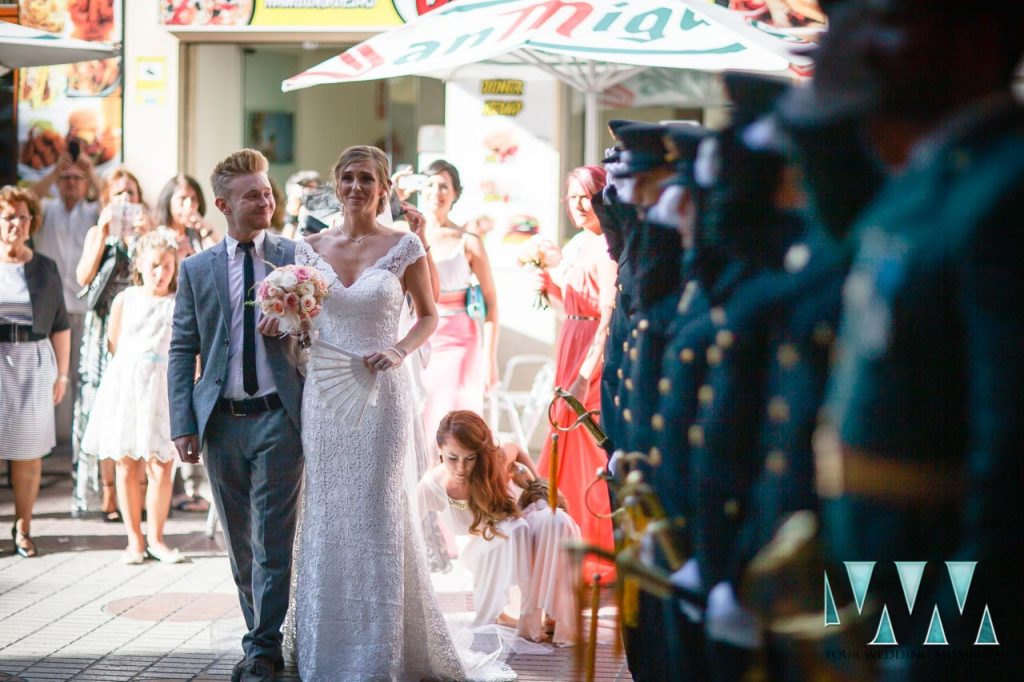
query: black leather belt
[
  {"left": 218, "top": 393, "right": 283, "bottom": 417},
  {"left": 0, "top": 323, "right": 45, "bottom": 343}
]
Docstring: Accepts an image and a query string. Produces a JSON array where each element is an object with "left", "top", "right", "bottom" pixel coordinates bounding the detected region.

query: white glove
[
  {"left": 705, "top": 582, "right": 763, "bottom": 649},
  {"left": 670, "top": 559, "right": 703, "bottom": 624}
]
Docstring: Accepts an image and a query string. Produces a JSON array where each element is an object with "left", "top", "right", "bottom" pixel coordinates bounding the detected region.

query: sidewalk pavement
[{"left": 1, "top": 451, "right": 630, "bottom": 681}]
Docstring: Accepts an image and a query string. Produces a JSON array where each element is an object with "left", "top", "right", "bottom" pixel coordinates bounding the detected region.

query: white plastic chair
[{"left": 487, "top": 354, "right": 556, "bottom": 451}]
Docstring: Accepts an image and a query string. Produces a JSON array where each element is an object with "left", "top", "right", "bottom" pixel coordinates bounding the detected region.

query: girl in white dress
[{"left": 81, "top": 229, "right": 181, "bottom": 565}]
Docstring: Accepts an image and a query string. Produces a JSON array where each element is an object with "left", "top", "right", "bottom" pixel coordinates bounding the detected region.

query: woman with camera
[
  {"left": 72, "top": 167, "right": 152, "bottom": 520},
  {"left": 399, "top": 161, "right": 499, "bottom": 445},
  {"left": 155, "top": 173, "right": 219, "bottom": 258}
]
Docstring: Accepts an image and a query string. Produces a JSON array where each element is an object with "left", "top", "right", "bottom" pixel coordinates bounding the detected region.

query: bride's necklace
[{"left": 339, "top": 225, "right": 379, "bottom": 244}]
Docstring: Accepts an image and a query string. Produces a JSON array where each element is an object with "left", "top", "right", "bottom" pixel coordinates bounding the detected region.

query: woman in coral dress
[{"left": 535, "top": 166, "right": 618, "bottom": 584}]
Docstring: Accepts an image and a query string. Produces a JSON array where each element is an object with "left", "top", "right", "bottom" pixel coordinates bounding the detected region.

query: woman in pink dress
[
  {"left": 535, "top": 166, "right": 618, "bottom": 584},
  {"left": 418, "top": 160, "right": 499, "bottom": 445}
]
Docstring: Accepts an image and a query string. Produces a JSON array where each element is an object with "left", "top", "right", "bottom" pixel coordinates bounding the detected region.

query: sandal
[
  {"left": 11, "top": 525, "right": 37, "bottom": 558},
  {"left": 101, "top": 482, "right": 121, "bottom": 523}
]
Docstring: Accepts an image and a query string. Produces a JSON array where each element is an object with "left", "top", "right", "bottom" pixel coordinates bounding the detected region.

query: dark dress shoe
[
  {"left": 241, "top": 658, "right": 275, "bottom": 682},
  {"left": 231, "top": 658, "right": 247, "bottom": 682}
]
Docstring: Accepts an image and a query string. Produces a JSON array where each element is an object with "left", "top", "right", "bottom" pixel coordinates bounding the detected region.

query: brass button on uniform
[
  {"left": 716, "top": 330, "right": 735, "bottom": 349},
  {"left": 698, "top": 385, "right": 714, "bottom": 405},
  {"left": 767, "top": 397, "right": 790, "bottom": 423},
  {"left": 658, "top": 378, "right": 671, "bottom": 395},
  {"left": 724, "top": 499, "right": 740, "bottom": 517},
  {"left": 765, "top": 450, "right": 787, "bottom": 474},
  {"left": 623, "top": 408, "right": 633, "bottom": 423},
  {"left": 680, "top": 348, "right": 695, "bottom": 363},
  {"left": 629, "top": 348, "right": 638, "bottom": 361},
  {"left": 707, "top": 346, "right": 722, "bottom": 366},
  {"left": 651, "top": 414, "right": 665, "bottom": 432},
  {"left": 688, "top": 425, "right": 704, "bottom": 447},
  {"left": 777, "top": 344, "right": 799, "bottom": 368},
  {"left": 813, "top": 322, "right": 834, "bottom": 347},
  {"left": 625, "top": 378, "right": 634, "bottom": 391},
  {"left": 613, "top": 395, "right": 621, "bottom": 407},
  {"left": 638, "top": 319, "right": 650, "bottom": 331},
  {"left": 710, "top": 307, "right": 727, "bottom": 326},
  {"left": 648, "top": 447, "right": 662, "bottom": 466},
  {"left": 617, "top": 368, "right": 624, "bottom": 380}
]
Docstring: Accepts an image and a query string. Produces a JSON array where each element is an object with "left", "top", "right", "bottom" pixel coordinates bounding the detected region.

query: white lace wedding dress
[{"left": 293, "top": 234, "right": 466, "bottom": 681}]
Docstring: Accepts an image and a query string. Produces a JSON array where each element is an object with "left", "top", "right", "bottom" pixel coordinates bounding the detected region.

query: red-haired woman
[
  {"left": 418, "top": 410, "right": 532, "bottom": 628},
  {"left": 534, "top": 166, "right": 618, "bottom": 584}
]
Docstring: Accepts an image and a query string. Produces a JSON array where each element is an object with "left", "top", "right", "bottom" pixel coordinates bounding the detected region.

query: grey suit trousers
[{"left": 204, "top": 405, "right": 303, "bottom": 664}]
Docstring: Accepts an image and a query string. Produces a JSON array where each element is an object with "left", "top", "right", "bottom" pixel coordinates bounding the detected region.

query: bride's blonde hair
[{"left": 436, "top": 411, "right": 520, "bottom": 540}]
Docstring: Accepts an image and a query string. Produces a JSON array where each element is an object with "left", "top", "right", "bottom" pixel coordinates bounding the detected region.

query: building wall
[
  {"left": 123, "top": 0, "right": 182, "bottom": 208},
  {"left": 186, "top": 44, "right": 244, "bottom": 237}
]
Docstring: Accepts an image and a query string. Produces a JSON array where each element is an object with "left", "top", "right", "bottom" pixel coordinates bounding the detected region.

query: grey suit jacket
[{"left": 168, "top": 233, "right": 304, "bottom": 443}]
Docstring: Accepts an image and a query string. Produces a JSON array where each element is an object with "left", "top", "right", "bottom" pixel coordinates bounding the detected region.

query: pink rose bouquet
[
  {"left": 516, "top": 235, "right": 563, "bottom": 309},
  {"left": 254, "top": 264, "right": 329, "bottom": 348}
]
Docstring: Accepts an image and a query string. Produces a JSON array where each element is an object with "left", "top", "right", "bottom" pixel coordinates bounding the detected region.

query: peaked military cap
[
  {"left": 663, "top": 124, "right": 711, "bottom": 187},
  {"left": 724, "top": 72, "right": 792, "bottom": 128},
  {"left": 608, "top": 119, "right": 638, "bottom": 140},
  {"left": 613, "top": 123, "right": 670, "bottom": 178}
]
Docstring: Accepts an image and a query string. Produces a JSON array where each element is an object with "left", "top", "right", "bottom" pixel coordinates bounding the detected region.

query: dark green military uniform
[
  {"left": 823, "top": 99, "right": 1024, "bottom": 678},
  {"left": 595, "top": 188, "right": 641, "bottom": 457}
]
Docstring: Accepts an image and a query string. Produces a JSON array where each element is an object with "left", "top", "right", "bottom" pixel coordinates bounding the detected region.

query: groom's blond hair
[{"left": 210, "top": 149, "right": 269, "bottom": 199}]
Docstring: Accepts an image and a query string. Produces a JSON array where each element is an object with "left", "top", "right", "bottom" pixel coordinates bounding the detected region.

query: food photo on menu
[{"left": 16, "top": 0, "right": 124, "bottom": 180}]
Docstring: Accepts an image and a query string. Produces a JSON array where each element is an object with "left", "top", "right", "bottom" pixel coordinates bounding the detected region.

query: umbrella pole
[{"left": 584, "top": 88, "right": 600, "bottom": 166}]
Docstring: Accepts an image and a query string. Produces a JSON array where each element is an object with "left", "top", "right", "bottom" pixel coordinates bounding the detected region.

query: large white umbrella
[
  {"left": 0, "top": 22, "right": 118, "bottom": 74},
  {"left": 282, "top": 0, "right": 813, "bottom": 163}
]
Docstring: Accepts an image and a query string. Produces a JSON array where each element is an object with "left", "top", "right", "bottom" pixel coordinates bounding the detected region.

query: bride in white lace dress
[{"left": 292, "top": 146, "right": 465, "bottom": 681}]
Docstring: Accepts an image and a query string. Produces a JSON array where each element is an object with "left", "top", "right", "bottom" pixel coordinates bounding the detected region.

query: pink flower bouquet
[
  {"left": 516, "top": 235, "right": 562, "bottom": 309},
  {"left": 255, "top": 264, "right": 329, "bottom": 348}
]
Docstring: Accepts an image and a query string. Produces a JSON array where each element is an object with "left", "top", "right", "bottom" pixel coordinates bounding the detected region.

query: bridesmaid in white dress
[
  {"left": 419, "top": 410, "right": 579, "bottom": 646},
  {"left": 418, "top": 410, "right": 534, "bottom": 628}
]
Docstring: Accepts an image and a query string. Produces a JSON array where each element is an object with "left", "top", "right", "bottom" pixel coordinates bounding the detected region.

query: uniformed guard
[
  {"left": 607, "top": 122, "right": 682, "bottom": 459},
  {"left": 596, "top": 119, "right": 643, "bottom": 457},
  {"left": 803, "top": 2, "right": 1024, "bottom": 678},
  {"left": 680, "top": 73, "right": 812, "bottom": 681}
]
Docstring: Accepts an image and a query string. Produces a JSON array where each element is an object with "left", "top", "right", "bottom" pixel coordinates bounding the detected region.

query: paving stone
[{"left": 2, "top": 451, "right": 629, "bottom": 681}]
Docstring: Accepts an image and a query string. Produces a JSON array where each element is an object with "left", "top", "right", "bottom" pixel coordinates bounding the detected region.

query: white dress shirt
[
  {"left": 33, "top": 197, "right": 100, "bottom": 314},
  {"left": 223, "top": 231, "right": 278, "bottom": 400}
]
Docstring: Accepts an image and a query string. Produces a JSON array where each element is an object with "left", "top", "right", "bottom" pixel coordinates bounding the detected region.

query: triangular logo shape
[
  {"left": 845, "top": 561, "right": 875, "bottom": 615},
  {"left": 945, "top": 561, "right": 977, "bottom": 614},
  {"left": 924, "top": 605, "right": 948, "bottom": 645},
  {"left": 975, "top": 605, "right": 999, "bottom": 645},
  {"left": 895, "top": 561, "right": 927, "bottom": 614},
  {"left": 869, "top": 604, "right": 897, "bottom": 645},
  {"left": 824, "top": 571, "right": 841, "bottom": 626}
]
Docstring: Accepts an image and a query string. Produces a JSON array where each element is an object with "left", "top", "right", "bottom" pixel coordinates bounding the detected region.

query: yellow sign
[
  {"left": 135, "top": 56, "right": 167, "bottom": 106},
  {"left": 252, "top": 1, "right": 402, "bottom": 27},
  {"left": 159, "top": 0, "right": 406, "bottom": 29}
]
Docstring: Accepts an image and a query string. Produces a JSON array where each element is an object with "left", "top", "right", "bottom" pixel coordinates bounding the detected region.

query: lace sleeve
[
  {"left": 295, "top": 239, "right": 317, "bottom": 267},
  {"left": 378, "top": 233, "right": 426, "bottom": 279}
]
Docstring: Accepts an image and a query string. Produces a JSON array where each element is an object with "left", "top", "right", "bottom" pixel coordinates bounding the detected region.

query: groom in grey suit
[{"left": 169, "top": 149, "right": 303, "bottom": 682}]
